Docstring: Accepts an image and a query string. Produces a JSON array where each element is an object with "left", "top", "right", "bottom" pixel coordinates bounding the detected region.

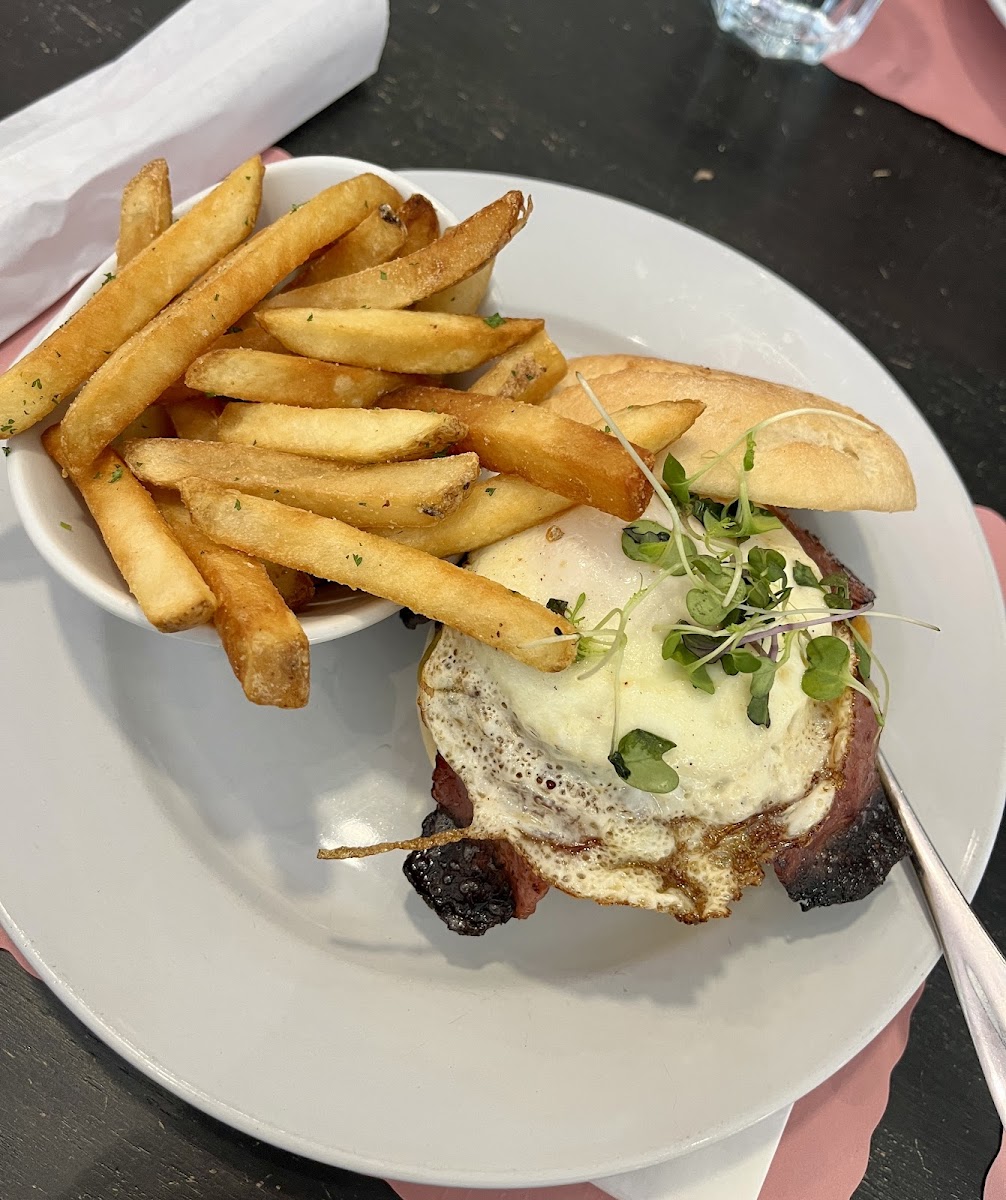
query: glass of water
[{"left": 710, "top": 0, "right": 884, "bottom": 64}]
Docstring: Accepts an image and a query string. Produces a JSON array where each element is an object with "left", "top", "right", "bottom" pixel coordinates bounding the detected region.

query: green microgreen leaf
[
  {"left": 608, "top": 728, "right": 679, "bottom": 793},
  {"left": 661, "top": 631, "right": 716, "bottom": 694},
  {"left": 621, "top": 519, "right": 671, "bottom": 563},
  {"left": 743, "top": 430, "right": 756, "bottom": 473},
  {"left": 483, "top": 313, "right": 505, "bottom": 328},
  {"left": 685, "top": 587, "right": 726, "bottom": 629},
  {"left": 662, "top": 453, "right": 691, "bottom": 507},
  {"left": 792, "top": 560, "right": 819, "bottom": 588},
  {"left": 801, "top": 635, "right": 852, "bottom": 701},
  {"left": 746, "top": 546, "right": 786, "bottom": 583},
  {"left": 747, "top": 656, "right": 778, "bottom": 727}
]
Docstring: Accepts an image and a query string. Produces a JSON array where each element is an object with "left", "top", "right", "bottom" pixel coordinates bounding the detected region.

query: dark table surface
[{"left": 2, "top": 2, "right": 1005, "bottom": 1198}]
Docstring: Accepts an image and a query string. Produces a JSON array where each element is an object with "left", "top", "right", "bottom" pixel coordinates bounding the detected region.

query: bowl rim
[{"left": 6, "top": 155, "right": 462, "bottom": 646}]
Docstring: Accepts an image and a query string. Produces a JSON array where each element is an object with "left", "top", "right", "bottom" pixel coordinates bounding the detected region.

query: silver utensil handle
[{"left": 879, "top": 752, "right": 1006, "bottom": 1125}]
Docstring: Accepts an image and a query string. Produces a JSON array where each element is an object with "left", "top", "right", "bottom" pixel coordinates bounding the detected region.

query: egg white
[{"left": 419, "top": 499, "right": 855, "bottom": 921}]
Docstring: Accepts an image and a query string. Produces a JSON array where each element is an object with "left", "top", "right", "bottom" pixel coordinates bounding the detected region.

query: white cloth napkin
[
  {"left": 596, "top": 1107, "right": 790, "bottom": 1200},
  {"left": 0, "top": 0, "right": 389, "bottom": 342}
]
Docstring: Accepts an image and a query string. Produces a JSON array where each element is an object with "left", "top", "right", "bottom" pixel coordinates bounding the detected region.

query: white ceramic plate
[
  {"left": 5, "top": 157, "right": 462, "bottom": 646},
  {"left": 988, "top": 0, "right": 1006, "bottom": 29},
  {"left": 1, "top": 168, "right": 1004, "bottom": 1188}
]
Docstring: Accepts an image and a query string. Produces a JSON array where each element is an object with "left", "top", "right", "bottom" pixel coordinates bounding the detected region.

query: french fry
[
  {"left": 382, "top": 386, "right": 655, "bottom": 520},
  {"left": 295, "top": 202, "right": 407, "bottom": 288},
  {"left": 395, "top": 194, "right": 440, "bottom": 256},
  {"left": 185, "top": 350, "right": 411, "bottom": 410},
  {"left": 0, "top": 155, "right": 263, "bottom": 438},
  {"left": 59, "top": 172, "right": 396, "bottom": 469},
  {"left": 260, "top": 192, "right": 530, "bottom": 312},
  {"left": 264, "top": 562, "right": 316, "bottom": 612},
  {"left": 211, "top": 324, "right": 290, "bottom": 355},
  {"left": 41, "top": 426, "right": 215, "bottom": 632},
  {"left": 180, "top": 483, "right": 576, "bottom": 673},
  {"left": 467, "top": 330, "right": 566, "bottom": 403},
  {"left": 117, "top": 158, "right": 172, "bottom": 266},
  {"left": 123, "top": 438, "right": 481, "bottom": 528},
  {"left": 391, "top": 401, "right": 704, "bottom": 557},
  {"left": 156, "top": 491, "right": 309, "bottom": 708},
  {"left": 215, "top": 403, "right": 467, "bottom": 464},
  {"left": 260, "top": 309, "right": 543, "bottom": 375},
  {"left": 415, "top": 260, "right": 494, "bottom": 315},
  {"left": 165, "top": 397, "right": 222, "bottom": 440},
  {"left": 112, "top": 403, "right": 175, "bottom": 449}
]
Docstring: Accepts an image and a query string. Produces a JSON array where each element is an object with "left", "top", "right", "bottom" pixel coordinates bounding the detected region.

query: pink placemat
[
  {"left": 827, "top": 0, "right": 1006, "bottom": 156},
  {"left": 1, "top": 143, "right": 1004, "bottom": 1197}
]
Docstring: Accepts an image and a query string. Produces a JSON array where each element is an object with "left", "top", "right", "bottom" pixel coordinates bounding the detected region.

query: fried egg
[{"left": 418, "top": 499, "right": 856, "bottom": 921}]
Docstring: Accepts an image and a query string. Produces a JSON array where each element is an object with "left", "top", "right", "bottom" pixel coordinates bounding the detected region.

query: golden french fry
[
  {"left": 467, "top": 330, "right": 567, "bottom": 403},
  {"left": 211, "top": 323, "right": 290, "bottom": 355},
  {"left": 1, "top": 156, "right": 263, "bottom": 438},
  {"left": 396, "top": 194, "right": 440, "bottom": 257},
  {"left": 117, "top": 158, "right": 172, "bottom": 266},
  {"left": 260, "top": 192, "right": 530, "bottom": 312},
  {"left": 42, "top": 426, "right": 215, "bottom": 632},
  {"left": 156, "top": 490, "right": 309, "bottom": 708},
  {"left": 185, "top": 350, "right": 411, "bottom": 410},
  {"left": 156, "top": 381, "right": 203, "bottom": 405},
  {"left": 112, "top": 403, "right": 175, "bottom": 448},
  {"left": 164, "top": 397, "right": 222, "bottom": 440},
  {"left": 123, "top": 438, "right": 481, "bottom": 528},
  {"left": 59, "top": 172, "right": 396, "bottom": 469},
  {"left": 260, "top": 309, "right": 543, "bottom": 375},
  {"left": 180, "top": 483, "right": 576, "bottom": 673},
  {"left": 382, "top": 386, "right": 654, "bottom": 520},
  {"left": 295, "top": 203, "right": 407, "bottom": 288},
  {"left": 215, "top": 402, "right": 467, "bottom": 464},
  {"left": 391, "top": 401, "right": 704, "bottom": 557},
  {"left": 263, "top": 562, "right": 316, "bottom": 612},
  {"left": 415, "top": 260, "right": 494, "bottom": 315}
]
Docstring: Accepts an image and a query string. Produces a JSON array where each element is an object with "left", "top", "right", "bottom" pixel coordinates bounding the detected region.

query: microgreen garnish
[
  {"left": 108, "top": 464, "right": 123, "bottom": 483},
  {"left": 519, "top": 378, "right": 934, "bottom": 791},
  {"left": 31, "top": 378, "right": 42, "bottom": 389},
  {"left": 59, "top": 521, "right": 72, "bottom": 531},
  {"left": 483, "top": 313, "right": 505, "bottom": 328},
  {"left": 2, "top": 446, "right": 9, "bottom": 457},
  {"left": 380, "top": 271, "right": 388, "bottom": 280},
  {"left": 353, "top": 554, "right": 363, "bottom": 566},
  {"left": 608, "top": 729, "right": 679, "bottom": 794},
  {"left": 234, "top": 498, "right": 241, "bottom": 509},
  {"left": 101, "top": 272, "right": 115, "bottom": 286},
  {"left": 306, "top": 312, "right": 314, "bottom": 321},
  {"left": 485, "top": 486, "right": 496, "bottom": 495}
]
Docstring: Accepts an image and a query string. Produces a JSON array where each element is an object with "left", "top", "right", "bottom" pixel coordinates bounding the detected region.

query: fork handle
[{"left": 879, "top": 753, "right": 1006, "bottom": 1126}]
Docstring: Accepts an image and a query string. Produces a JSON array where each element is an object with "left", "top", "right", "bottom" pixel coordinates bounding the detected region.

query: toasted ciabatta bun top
[{"left": 545, "top": 355, "right": 916, "bottom": 513}]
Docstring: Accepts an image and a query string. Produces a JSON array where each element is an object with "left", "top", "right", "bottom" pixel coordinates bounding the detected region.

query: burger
[{"left": 393, "top": 355, "right": 919, "bottom": 936}]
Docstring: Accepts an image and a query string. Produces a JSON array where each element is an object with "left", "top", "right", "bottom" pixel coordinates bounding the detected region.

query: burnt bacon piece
[
  {"left": 773, "top": 689, "right": 908, "bottom": 908},
  {"left": 771, "top": 510, "right": 907, "bottom": 908},
  {"left": 404, "top": 755, "right": 548, "bottom": 935},
  {"left": 403, "top": 806, "right": 516, "bottom": 935}
]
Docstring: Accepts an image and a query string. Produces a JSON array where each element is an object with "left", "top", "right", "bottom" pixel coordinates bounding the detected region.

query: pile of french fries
[{"left": 1, "top": 156, "right": 702, "bottom": 708}]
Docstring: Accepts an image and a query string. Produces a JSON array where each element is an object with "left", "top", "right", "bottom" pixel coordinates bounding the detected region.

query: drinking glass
[{"left": 710, "top": 0, "right": 885, "bottom": 64}]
